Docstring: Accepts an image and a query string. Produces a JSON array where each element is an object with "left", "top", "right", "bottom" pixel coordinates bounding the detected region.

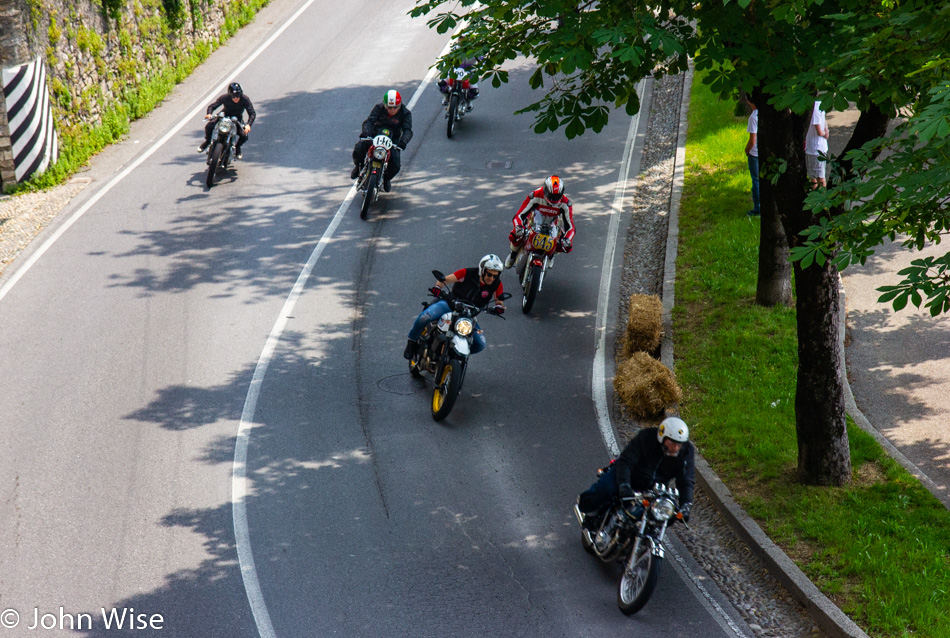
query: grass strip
[{"left": 675, "top": 68, "right": 950, "bottom": 638}]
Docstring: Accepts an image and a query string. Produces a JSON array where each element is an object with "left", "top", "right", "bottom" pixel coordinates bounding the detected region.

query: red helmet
[
  {"left": 384, "top": 90, "right": 402, "bottom": 108},
  {"left": 543, "top": 175, "right": 565, "bottom": 204}
]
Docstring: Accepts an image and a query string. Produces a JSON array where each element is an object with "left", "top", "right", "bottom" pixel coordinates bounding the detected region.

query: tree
[{"left": 410, "top": 0, "right": 936, "bottom": 486}]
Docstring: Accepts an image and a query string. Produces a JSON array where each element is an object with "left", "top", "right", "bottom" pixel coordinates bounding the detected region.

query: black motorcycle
[
  {"left": 409, "top": 270, "right": 510, "bottom": 421},
  {"left": 574, "top": 473, "right": 687, "bottom": 615},
  {"left": 356, "top": 130, "right": 401, "bottom": 220},
  {"left": 444, "top": 67, "right": 475, "bottom": 139},
  {"left": 204, "top": 114, "right": 241, "bottom": 188}
]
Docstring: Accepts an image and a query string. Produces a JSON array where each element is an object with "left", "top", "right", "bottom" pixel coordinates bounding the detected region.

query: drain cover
[{"left": 377, "top": 373, "right": 428, "bottom": 395}]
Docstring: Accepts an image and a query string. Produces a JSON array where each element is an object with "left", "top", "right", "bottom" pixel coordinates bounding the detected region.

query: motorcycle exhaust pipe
[{"left": 573, "top": 503, "right": 586, "bottom": 525}]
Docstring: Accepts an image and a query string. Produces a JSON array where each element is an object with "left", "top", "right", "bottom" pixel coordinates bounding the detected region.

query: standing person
[
  {"left": 403, "top": 255, "right": 506, "bottom": 360},
  {"left": 577, "top": 417, "right": 695, "bottom": 531},
  {"left": 198, "top": 82, "right": 255, "bottom": 159},
  {"left": 504, "top": 175, "right": 574, "bottom": 269},
  {"left": 745, "top": 98, "right": 760, "bottom": 217},
  {"left": 350, "top": 90, "right": 413, "bottom": 192},
  {"left": 805, "top": 100, "right": 830, "bottom": 189}
]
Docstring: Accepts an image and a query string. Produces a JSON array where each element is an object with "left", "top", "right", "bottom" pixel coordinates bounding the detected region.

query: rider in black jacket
[
  {"left": 350, "top": 90, "right": 413, "bottom": 192},
  {"left": 578, "top": 418, "right": 695, "bottom": 528},
  {"left": 198, "top": 82, "right": 256, "bottom": 159}
]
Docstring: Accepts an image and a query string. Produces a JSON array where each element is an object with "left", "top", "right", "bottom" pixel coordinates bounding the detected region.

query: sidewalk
[{"left": 825, "top": 109, "right": 950, "bottom": 510}]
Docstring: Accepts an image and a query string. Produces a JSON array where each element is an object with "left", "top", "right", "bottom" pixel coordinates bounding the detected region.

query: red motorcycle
[
  {"left": 356, "top": 130, "right": 397, "bottom": 220},
  {"left": 443, "top": 67, "right": 475, "bottom": 139},
  {"left": 514, "top": 218, "right": 561, "bottom": 313}
]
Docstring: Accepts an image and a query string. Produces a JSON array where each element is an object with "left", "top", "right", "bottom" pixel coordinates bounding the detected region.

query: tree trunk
[
  {"left": 760, "top": 91, "right": 852, "bottom": 486},
  {"left": 751, "top": 87, "right": 793, "bottom": 307}
]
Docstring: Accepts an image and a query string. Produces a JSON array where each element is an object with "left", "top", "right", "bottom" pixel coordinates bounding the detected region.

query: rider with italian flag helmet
[{"left": 350, "top": 90, "right": 413, "bottom": 192}]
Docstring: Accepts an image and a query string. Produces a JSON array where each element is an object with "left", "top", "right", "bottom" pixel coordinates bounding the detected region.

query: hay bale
[
  {"left": 623, "top": 294, "right": 662, "bottom": 357},
  {"left": 614, "top": 352, "right": 681, "bottom": 419}
]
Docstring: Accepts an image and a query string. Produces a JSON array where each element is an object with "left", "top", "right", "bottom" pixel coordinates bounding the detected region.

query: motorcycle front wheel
[
  {"left": 617, "top": 549, "right": 660, "bottom": 615},
  {"left": 521, "top": 263, "right": 542, "bottom": 314},
  {"left": 206, "top": 142, "right": 224, "bottom": 187},
  {"left": 447, "top": 93, "right": 459, "bottom": 138},
  {"left": 360, "top": 172, "right": 378, "bottom": 220},
  {"left": 431, "top": 359, "right": 462, "bottom": 421}
]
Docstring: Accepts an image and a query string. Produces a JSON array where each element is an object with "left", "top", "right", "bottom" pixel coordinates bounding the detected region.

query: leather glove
[
  {"left": 430, "top": 286, "right": 443, "bottom": 297},
  {"left": 559, "top": 238, "right": 572, "bottom": 252},
  {"left": 618, "top": 483, "right": 635, "bottom": 501},
  {"left": 679, "top": 503, "right": 691, "bottom": 524}
]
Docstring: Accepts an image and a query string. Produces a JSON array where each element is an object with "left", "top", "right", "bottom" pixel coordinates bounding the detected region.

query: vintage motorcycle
[
  {"left": 514, "top": 216, "right": 562, "bottom": 314},
  {"left": 408, "top": 270, "right": 510, "bottom": 421},
  {"left": 574, "top": 472, "right": 687, "bottom": 615},
  {"left": 204, "top": 114, "right": 242, "bottom": 188},
  {"left": 356, "top": 129, "right": 399, "bottom": 220},
  {"left": 443, "top": 67, "right": 475, "bottom": 139}
]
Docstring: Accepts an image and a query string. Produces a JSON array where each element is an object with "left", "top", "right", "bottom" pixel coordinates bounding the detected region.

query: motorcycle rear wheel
[
  {"left": 617, "top": 549, "right": 660, "bottom": 615},
  {"left": 521, "top": 263, "right": 542, "bottom": 314},
  {"left": 360, "top": 172, "right": 378, "bottom": 220},
  {"left": 431, "top": 359, "right": 461, "bottom": 421},
  {"left": 206, "top": 142, "right": 224, "bottom": 187},
  {"left": 447, "top": 93, "right": 459, "bottom": 138}
]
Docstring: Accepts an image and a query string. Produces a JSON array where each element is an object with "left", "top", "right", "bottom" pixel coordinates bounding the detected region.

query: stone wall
[{"left": 0, "top": 0, "right": 269, "bottom": 188}]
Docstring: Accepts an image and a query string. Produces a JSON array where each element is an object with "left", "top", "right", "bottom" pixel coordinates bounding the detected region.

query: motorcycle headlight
[
  {"left": 217, "top": 119, "right": 232, "bottom": 134},
  {"left": 373, "top": 146, "right": 387, "bottom": 160},
  {"left": 455, "top": 318, "right": 474, "bottom": 336},
  {"left": 651, "top": 497, "right": 676, "bottom": 521}
]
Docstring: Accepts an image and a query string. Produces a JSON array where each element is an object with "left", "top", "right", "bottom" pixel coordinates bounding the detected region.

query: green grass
[{"left": 676, "top": 69, "right": 950, "bottom": 637}]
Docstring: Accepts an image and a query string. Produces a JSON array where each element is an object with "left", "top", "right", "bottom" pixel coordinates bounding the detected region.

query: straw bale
[
  {"left": 623, "top": 294, "right": 662, "bottom": 357},
  {"left": 614, "top": 352, "right": 681, "bottom": 419}
]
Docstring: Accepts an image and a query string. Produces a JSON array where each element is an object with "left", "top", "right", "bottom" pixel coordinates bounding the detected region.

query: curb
[{"left": 660, "top": 61, "right": 869, "bottom": 638}]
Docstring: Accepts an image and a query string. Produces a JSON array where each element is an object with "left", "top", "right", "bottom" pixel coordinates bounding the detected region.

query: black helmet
[{"left": 228, "top": 82, "right": 243, "bottom": 98}]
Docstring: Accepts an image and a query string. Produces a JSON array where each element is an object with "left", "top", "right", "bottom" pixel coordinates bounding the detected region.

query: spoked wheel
[
  {"left": 431, "top": 359, "right": 462, "bottom": 421},
  {"left": 360, "top": 172, "right": 378, "bottom": 220},
  {"left": 447, "top": 93, "right": 459, "bottom": 138},
  {"left": 522, "top": 263, "right": 542, "bottom": 314},
  {"left": 617, "top": 548, "right": 661, "bottom": 615},
  {"left": 206, "top": 142, "right": 223, "bottom": 187}
]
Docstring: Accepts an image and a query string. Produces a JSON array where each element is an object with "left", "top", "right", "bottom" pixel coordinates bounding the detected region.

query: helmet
[
  {"left": 657, "top": 417, "right": 689, "bottom": 444},
  {"left": 478, "top": 254, "right": 504, "bottom": 277},
  {"left": 384, "top": 90, "right": 402, "bottom": 108},
  {"left": 543, "top": 175, "right": 565, "bottom": 204},
  {"left": 228, "top": 82, "right": 243, "bottom": 98}
]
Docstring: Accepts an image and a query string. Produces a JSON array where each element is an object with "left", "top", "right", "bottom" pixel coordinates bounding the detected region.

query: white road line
[
  {"left": 591, "top": 79, "right": 644, "bottom": 458},
  {"left": 231, "top": 31, "right": 456, "bottom": 638}
]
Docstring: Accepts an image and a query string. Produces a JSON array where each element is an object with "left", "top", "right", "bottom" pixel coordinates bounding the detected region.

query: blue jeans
[
  {"left": 747, "top": 154, "right": 760, "bottom": 213},
  {"left": 408, "top": 300, "right": 486, "bottom": 354},
  {"left": 578, "top": 466, "right": 619, "bottom": 513}
]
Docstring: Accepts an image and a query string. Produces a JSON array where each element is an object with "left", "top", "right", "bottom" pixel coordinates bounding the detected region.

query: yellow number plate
[{"left": 531, "top": 233, "right": 555, "bottom": 252}]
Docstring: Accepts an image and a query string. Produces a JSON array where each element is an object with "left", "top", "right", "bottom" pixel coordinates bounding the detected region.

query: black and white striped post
[{"left": 0, "top": 57, "right": 58, "bottom": 188}]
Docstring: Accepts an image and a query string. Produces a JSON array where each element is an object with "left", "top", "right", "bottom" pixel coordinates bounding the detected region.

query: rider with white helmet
[
  {"left": 577, "top": 416, "right": 695, "bottom": 529},
  {"left": 403, "top": 254, "right": 506, "bottom": 360}
]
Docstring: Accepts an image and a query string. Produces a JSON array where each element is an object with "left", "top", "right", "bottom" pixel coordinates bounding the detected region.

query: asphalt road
[{"left": 0, "top": 1, "right": 752, "bottom": 636}]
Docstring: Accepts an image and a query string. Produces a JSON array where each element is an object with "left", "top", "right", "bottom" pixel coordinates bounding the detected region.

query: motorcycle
[
  {"left": 408, "top": 270, "right": 511, "bottom": 421},
  {"left": 204, "top": 114, "right": 241, "bottom": 188},
  {"left": 514, "top": 216, "right": 562, "bottom": 314},
  {"left": 574, "top": 470, "right": 687, "bottom": 615},
  {"left": 443, "top": 67, "right": 475, "bottom": 139},
  {"left": 356, "top": 130, "right": 399, "bottom": 220}
]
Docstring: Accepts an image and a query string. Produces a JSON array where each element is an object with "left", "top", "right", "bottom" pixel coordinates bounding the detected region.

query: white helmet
[
  {"left": 479, "top": 254, "right": 504, "bottom": 277},
  {"left": 657, "top": 417, "right": 689, "bottom": 444}
]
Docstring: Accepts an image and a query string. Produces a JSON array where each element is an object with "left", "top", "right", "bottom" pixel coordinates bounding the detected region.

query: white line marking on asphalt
[
  {"left": 591, "top": 80, "right": 644, "bottom": 459},
  {"left": 232, "top": 30, "right": 456, "bottom": 638}
]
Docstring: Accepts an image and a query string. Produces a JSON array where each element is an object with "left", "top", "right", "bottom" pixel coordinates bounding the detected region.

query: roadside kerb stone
[{"left": 660, "top": 60, "right": 869, "bottom": 638}]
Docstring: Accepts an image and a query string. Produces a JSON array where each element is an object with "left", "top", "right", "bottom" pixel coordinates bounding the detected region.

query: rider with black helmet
[{"left": 198, "top": 82, "right": 256, "bottom": 159}]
